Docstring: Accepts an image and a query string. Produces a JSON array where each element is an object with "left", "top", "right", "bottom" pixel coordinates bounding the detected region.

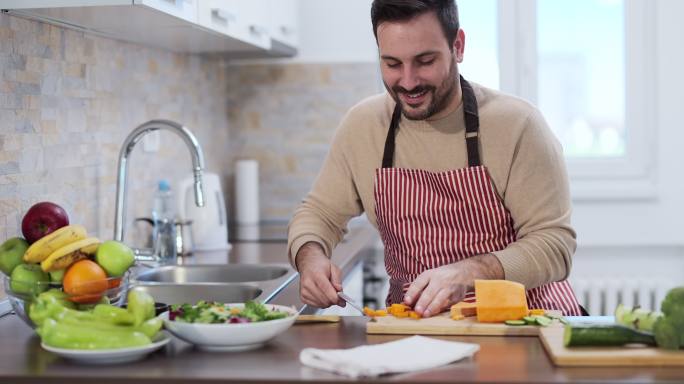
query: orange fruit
[{"left": 63, "top": 260, "right": 108, "bottom": 303}]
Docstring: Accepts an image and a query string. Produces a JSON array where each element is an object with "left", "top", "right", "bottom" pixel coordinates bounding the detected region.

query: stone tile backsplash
[
  {"left": 0, "top": 12, "right": 381, "bottom": 244},
  {"left": 225, "top": 63, "right": 381, "bottom": 220},
  {"left": 0, "top": 13, "right": 231, "bottom": 243}
]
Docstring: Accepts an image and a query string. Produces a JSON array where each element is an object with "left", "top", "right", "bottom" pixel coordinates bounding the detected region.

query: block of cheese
[
  {"left": 450, "top": 301, "right": 478, "bottom": 318},
  {"left": 475, "top": 279, "right": 529, "bottom": 323}
]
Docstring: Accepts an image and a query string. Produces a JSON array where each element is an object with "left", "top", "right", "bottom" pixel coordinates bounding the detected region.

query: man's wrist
[
  {"left": 295, "top": 241, "right": 326, "bottom": 271},
  {"left": 463, "top": 253, "right": 505, "bottom": 288}
]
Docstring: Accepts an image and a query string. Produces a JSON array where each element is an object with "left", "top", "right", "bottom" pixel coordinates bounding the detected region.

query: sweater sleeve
[
  {"left": 287, "top": 111, "right": 365, "bottom": 269},
  {"left": 490, "top": 109, "right": 577, "bottom": 289}
]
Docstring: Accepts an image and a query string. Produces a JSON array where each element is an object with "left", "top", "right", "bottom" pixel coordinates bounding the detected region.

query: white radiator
[{"left": 571, "top": 278, "right": 679, "bottom": 316}]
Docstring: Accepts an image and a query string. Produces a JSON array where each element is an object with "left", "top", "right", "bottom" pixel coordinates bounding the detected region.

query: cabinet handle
[
  {"left": 280, "top": 25, "right": 295, "bottom": 36},
  {"left": 211, "top": 8, "right": 236, "bottom": 24},
  {"left": 161, "top": 0, "right": 190, "bottom": 10},
  {"left": 249, "top": 24, "right": 268, "bottom": 37}
]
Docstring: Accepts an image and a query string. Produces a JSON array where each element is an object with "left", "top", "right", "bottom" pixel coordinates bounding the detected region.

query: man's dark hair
[{"left": 371, "top": 0, "right": 460, "bottom": 47}]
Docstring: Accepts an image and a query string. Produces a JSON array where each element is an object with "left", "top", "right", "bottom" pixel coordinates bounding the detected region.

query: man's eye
[
  {"left": 386, "top": 62, "right": 400, "bottom": 68},
  {"left": 419, "top": 59, "right": 435, "bottom": 66}
]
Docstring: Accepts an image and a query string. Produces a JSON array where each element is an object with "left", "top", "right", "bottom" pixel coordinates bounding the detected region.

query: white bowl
[{"left": 161, "top": 303, "right": 297, "bottom": 352}]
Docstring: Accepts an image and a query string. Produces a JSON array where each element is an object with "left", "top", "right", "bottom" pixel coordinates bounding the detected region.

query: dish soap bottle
[{"left": 152, "top": 180, "right": 177, "bottom": 264}]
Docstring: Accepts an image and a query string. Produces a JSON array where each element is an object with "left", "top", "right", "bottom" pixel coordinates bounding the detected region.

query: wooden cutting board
[
  {"left": 366, "top": 312, "right": 542, "bottom": 336},
  {"left": 539, "top": 326, "right": 684, "bottom": 366}
]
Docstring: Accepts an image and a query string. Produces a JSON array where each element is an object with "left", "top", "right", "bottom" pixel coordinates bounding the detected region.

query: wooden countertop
[
  {"left": 3, "top": 225, "right": 682, "bottom": 382},
  {"left": 2, "top": 315, "right": 684, "bottom": 383}
]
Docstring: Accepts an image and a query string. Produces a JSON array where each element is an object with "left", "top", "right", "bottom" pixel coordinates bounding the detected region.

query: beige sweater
[{"left": 287, "top": 82, "right": 576, "bottom": 289}]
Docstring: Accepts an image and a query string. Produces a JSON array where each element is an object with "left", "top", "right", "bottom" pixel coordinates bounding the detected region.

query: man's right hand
[{"left": 295, "top": 242, "right": 345, "bottom": 308}]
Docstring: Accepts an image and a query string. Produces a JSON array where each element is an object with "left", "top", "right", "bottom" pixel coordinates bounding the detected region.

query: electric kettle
[{"left": 177, "top": 172, "right": 231, "bottom": 251}]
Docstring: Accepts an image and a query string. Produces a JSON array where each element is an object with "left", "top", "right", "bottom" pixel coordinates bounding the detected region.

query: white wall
[{"left": 293, "top": 0, "right": 378, "bottom": 63}]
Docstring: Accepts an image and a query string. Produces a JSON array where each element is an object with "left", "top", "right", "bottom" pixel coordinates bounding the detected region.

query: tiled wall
[
  {"left": 0, "top": 11, "right": 382, "bottom": 245},
  {"left": 0, "top": 13, "right": 231, "bottom": 244},
  {"left": 225, "top": 63, "right": 381, "bottom": 220}
]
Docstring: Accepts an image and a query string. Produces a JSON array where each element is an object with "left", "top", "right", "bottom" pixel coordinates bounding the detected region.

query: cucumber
[
  {"left": 522, "top": 315, "right": 552, "bottom": 326},
  {"left": 523, "top": 316, "right": 537, "bottom": 325},
  {"left": 505, "top": 320, "right": 526, "bottom": 326},
  {"left": 535, "top": 316, "right": 552, "bottom": 327},
  {"left": 563, "top": 324, "right": 656, "bottom": 347}
]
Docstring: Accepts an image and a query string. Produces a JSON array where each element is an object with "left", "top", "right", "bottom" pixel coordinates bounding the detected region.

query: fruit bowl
[{"left": 2, "top": 273, "right": 129, "bottom": 328}]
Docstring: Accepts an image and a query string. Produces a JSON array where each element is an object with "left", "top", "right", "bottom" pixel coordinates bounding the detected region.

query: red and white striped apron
[{"left": 374, "top": 76, "right": 583, "bottom": 316}]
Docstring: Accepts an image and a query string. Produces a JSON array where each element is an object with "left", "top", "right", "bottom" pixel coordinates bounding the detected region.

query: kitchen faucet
[{"left": 114, "top": 119, "right": 205, "bottom": 259}]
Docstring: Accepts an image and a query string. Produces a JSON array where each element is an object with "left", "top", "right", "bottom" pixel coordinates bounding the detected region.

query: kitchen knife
[{"left": 337, "top": 292, "right": 367, "bottom": 316}]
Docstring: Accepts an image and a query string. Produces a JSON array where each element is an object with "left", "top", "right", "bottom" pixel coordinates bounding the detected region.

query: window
[
  {"left": 537, "top": 0, "right": 625, "bottom": 158},
  {"left": 458, "top": 0, "right": 499, "bottom": 89},
  {"left": 463, "top": 0, "right": 656, "bottom": 198}
]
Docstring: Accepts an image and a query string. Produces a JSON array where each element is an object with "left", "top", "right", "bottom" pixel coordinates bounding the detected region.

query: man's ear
[{"left": 453, "top": 29, "right": 465, "bottom": 63}]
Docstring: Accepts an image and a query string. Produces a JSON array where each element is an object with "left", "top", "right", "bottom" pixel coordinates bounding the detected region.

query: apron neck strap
[{"left": 381, "top": 75, "right": 481, "bottom": 168}]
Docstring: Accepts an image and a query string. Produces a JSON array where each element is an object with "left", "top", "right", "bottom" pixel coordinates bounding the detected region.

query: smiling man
[{"left": 288, "top": 0, "right": 584, "bottom": 317}]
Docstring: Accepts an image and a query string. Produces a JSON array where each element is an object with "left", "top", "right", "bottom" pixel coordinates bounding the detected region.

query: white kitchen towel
[{"left": 299, "top": 335, "right": 479, "bottom": 378}]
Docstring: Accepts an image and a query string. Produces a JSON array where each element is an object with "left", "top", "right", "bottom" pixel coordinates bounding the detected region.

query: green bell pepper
[
  {"left": 92, "top": 304, "right": 135, "bottom": 325},
  {"left": 127, "top": 290, "right": 155, "bottom": 326},
  {"left": 38, "top": 318, "right": 151, "bottom": 350}
]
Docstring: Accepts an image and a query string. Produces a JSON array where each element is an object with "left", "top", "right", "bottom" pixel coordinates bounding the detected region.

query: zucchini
[{"left": 563, "top": 324, "right": 656, "bottom": 347}]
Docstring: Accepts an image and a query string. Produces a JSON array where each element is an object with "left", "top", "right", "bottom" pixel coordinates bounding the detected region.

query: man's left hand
[{"left": 403, "top": 254, "right": 505, "bottom": 317}]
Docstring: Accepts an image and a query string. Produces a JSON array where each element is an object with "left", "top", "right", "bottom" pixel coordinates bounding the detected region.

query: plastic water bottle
[{"left": 152, "top": 180, "right": 177, "bottom": 264}]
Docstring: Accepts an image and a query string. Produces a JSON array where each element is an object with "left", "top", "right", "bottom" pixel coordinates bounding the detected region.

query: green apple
[
  {"left": 10, "top": 263, "right": 49, "bottom": 296},
  {"left": 49, "top": 269, "right": 65, "bottom": 283},
  {"left": 95, "top": 240, "right": 135, "bottom": 277},
  {"left": 0, "top": 237, "right": 29, "bottom": 276}
]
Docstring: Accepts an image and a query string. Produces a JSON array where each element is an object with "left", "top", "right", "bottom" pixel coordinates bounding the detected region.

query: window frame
[{"left": 496, "top": 0, "right": 658, "bottom": 200}]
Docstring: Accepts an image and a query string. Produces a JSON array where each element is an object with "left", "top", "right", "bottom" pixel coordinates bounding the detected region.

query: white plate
[
  {"left": 162, "top": 303, "right": 297, "bottom": 352},
  {"left": 41, "top": 332, "right": 170, "bottom": 364}
]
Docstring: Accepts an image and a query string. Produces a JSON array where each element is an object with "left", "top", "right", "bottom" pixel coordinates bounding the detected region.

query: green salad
[{"left": 168, "top": 300, "right": 289, "bottom": 324}]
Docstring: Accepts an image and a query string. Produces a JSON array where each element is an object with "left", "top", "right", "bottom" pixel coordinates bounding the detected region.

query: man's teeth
[{"left": 407, "top": 90, "right": 427, "bottom": 98}]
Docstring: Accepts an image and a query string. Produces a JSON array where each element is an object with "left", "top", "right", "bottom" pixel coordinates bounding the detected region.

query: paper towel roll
[{"left": 235, "top": 159, "right": 260, "bottom": 224}]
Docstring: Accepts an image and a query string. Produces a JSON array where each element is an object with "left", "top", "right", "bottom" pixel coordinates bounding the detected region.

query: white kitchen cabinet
[
  {"left": 0, "top": 0, "right": 297, "bottom": 56},
  {"left": 197, "top": 0, "right": 270, "bottom": 51},
  {"left": 135, "top": 0, "right": 197, "bottom": 23}
]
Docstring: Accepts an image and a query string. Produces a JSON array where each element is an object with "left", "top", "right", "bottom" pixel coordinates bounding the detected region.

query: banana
[
  {"left": 24, "top": 225, "right": 88, "bottom": 263},
  {"left": 40, "top": 237, "right": 100, "bottom": 272}
]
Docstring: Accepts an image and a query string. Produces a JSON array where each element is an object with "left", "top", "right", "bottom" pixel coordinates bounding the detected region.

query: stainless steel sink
[
  {"left": 130, "top": 263, "right": 298, "bottom": 304},
  {"left": 132, "top": 264, "right": 289, "bottom": 284},
  {"left": 129, "top": 284, "right": 262, "bottom": 305}
]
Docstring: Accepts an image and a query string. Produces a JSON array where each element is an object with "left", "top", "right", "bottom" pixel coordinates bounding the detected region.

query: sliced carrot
[
  {"left": 394, "top": 311, "right": 409, "bottom": 318},
  {"left": 374, "top": 309, "right": 388, "bottom": 317},
  {"left": 363, "top": 307, "right": 376, "bottom": 317},
  {"left": 529, "top": 309, "right": 546, "bottom": 316}
]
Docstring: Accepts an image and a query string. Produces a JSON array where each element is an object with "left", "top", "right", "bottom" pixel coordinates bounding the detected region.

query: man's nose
[{"left": 398, "top": 65, "right": 419, "bottom": 91}]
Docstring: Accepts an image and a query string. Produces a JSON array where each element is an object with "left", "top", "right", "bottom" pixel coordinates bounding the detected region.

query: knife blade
[{"left": 337, "top": 291, "right": 367, "bottom": 316}]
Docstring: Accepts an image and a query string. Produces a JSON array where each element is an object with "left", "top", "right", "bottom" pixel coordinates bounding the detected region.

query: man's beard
[{"left": 385, "top": 58, "right": 458, "bottom": 121}]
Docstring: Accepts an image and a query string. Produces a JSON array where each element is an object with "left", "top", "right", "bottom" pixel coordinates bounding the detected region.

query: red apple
[{"left": 21, "top": 202, "right": 70, "bottom": 244}]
